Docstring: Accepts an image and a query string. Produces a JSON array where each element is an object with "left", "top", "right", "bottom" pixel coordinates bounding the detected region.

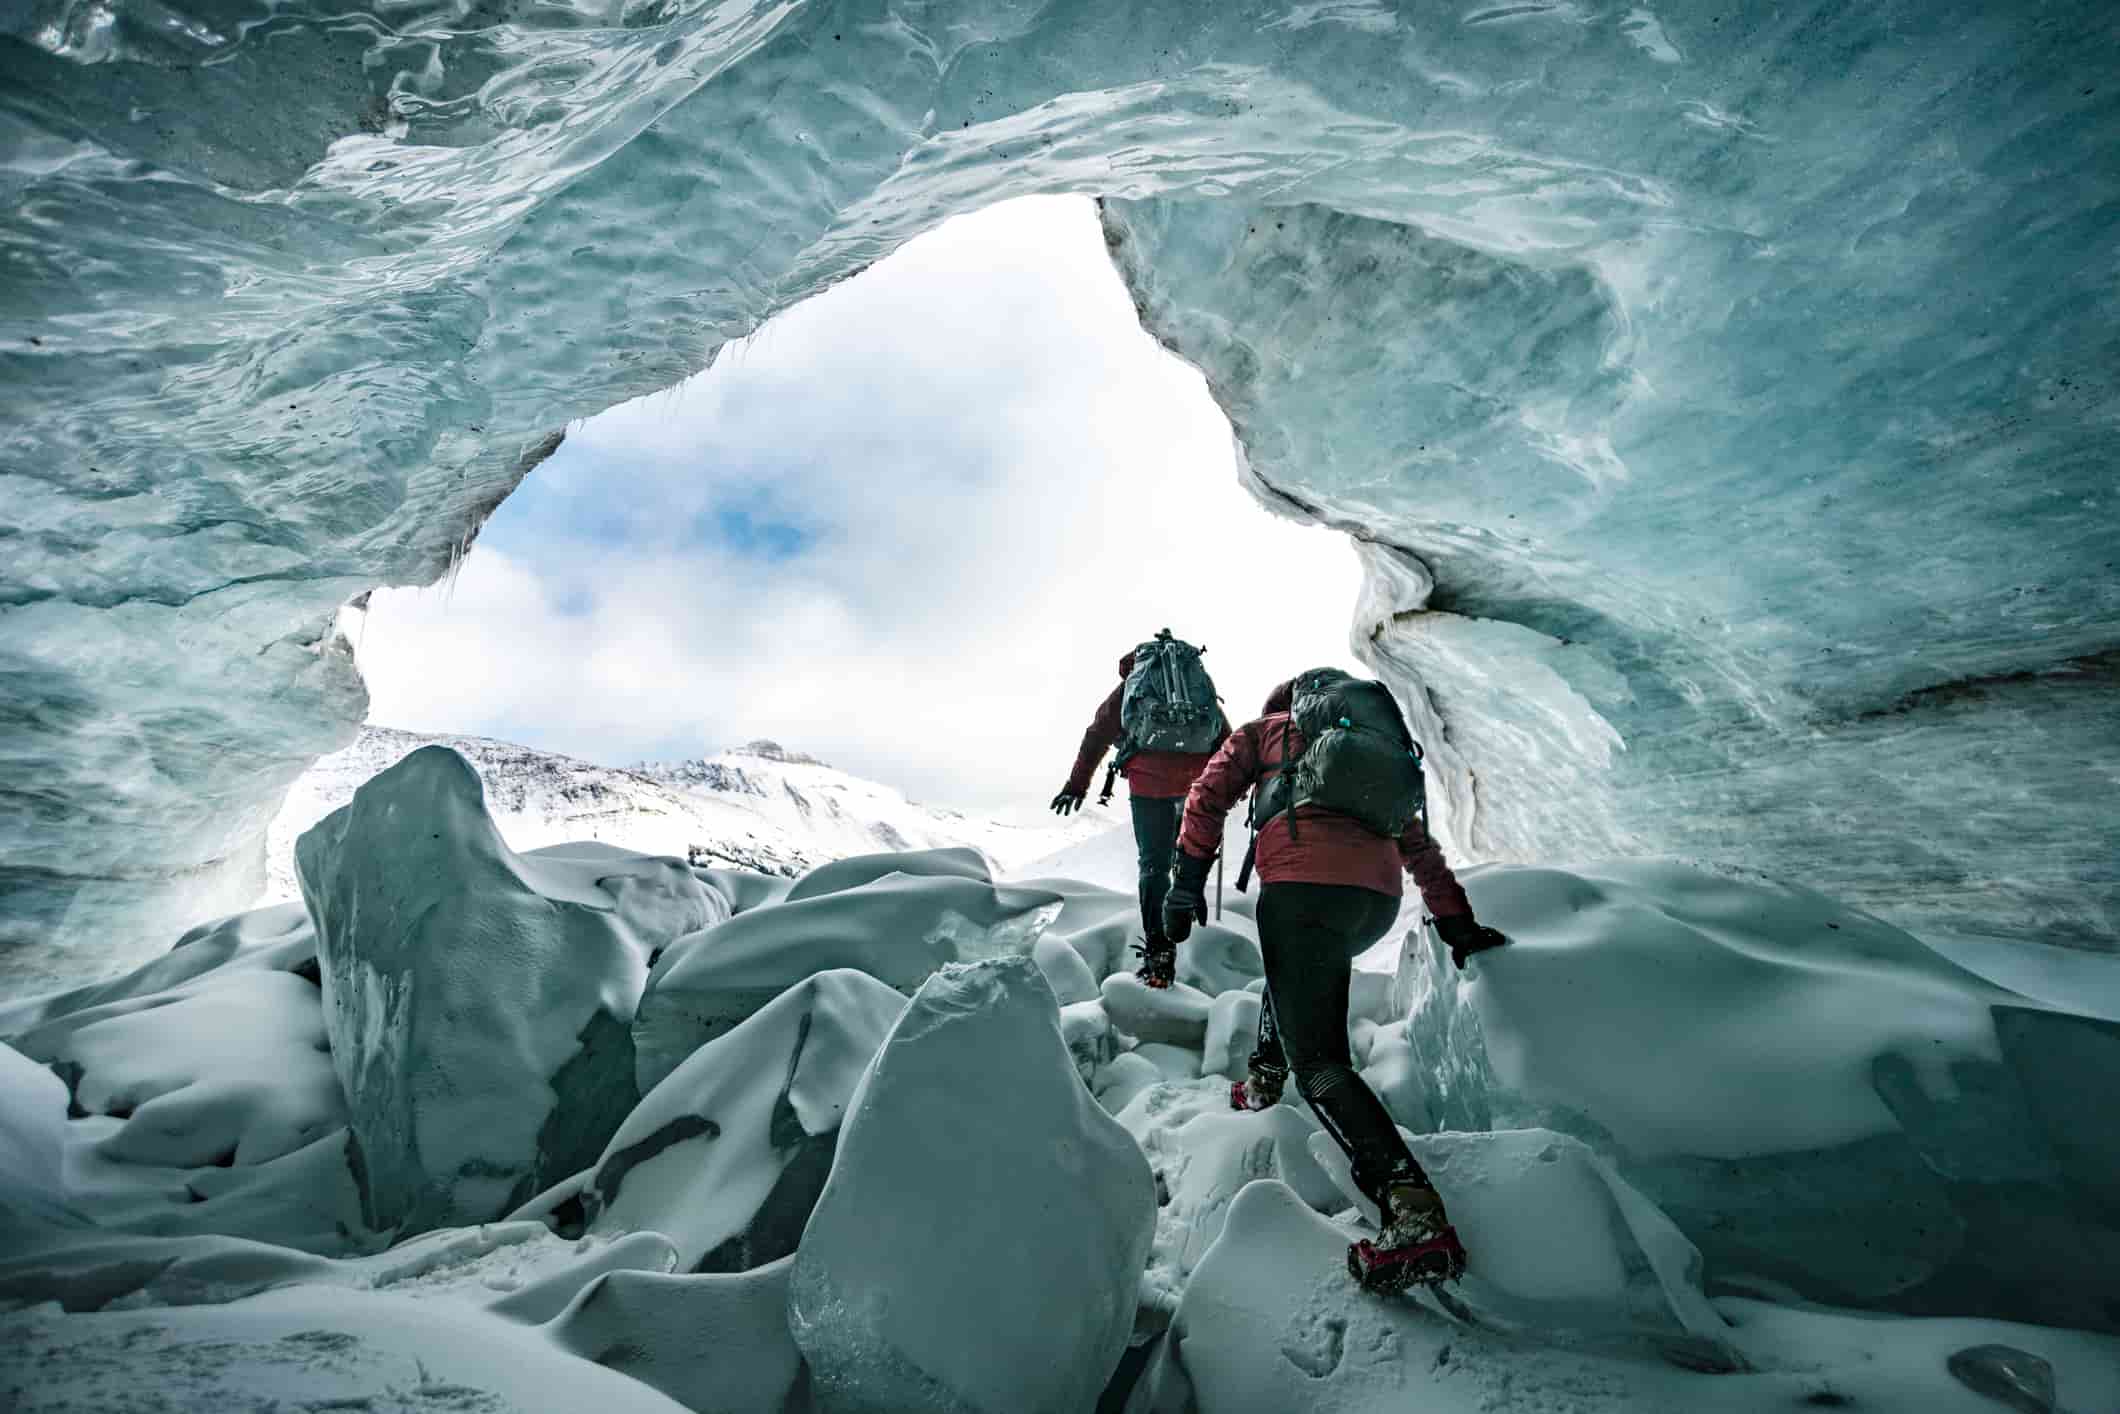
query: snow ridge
[{"left": 264, "top": 727, "right": 1106, "bottom": 904}]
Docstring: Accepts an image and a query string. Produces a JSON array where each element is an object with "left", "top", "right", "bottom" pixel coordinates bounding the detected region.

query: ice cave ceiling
[{"left": 1, "top": 0, "right": 2114, "bottom": 977}]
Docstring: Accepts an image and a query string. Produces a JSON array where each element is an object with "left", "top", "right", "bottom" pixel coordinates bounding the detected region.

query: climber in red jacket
[
  {"left": 1164, "top": 671, "right": 1508, "bottom": 1293},
  {"left": 1052, "top": 646, "right": 1225, "bottom": 987}
]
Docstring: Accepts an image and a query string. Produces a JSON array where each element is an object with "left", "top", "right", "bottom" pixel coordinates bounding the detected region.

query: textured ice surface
[
  {"left": 544, "top": 1258, "right": 804, "bottom": 1414},
  {"left": 297, "top": 744, "right": 711, "bottom": 1234},
  {"left": 631, "top": 855, "right": 1065, "bottom": 1092},
  {"left": 12, "top": 968, "right": 344, "bottom": 1169},
  {"left": 790, "top": 957, "right": 1154, "bottom": 1413},
  {"left": 3, "top": 0, "right": 2112, "bottom": 971},
  {"left": 540, "top": 967, "right": 904, "bottom": 1272},
  {"left": 5, "top": 785, "right": 2119, "bottom": 1407},
  {"left": 1400, "top": 859, "right": 2120, "bottom": 1331},
  {"left": 1130, "top": 1179, "right": 2120, "bottom": 1414},
  {"left": 1, "top": 1284, "right": 693, "bottom": 1414}
]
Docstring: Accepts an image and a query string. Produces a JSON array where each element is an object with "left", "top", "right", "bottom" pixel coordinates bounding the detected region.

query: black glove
[
  {"left": 1162, "top": 851, "right": 1214, "bottom": 943},
  {"left": 1434, "top": 913, "right": 1509, "bottom": 970},
  {"left": 1050, "top": 788, "right": 1086, "bottom": 816}
]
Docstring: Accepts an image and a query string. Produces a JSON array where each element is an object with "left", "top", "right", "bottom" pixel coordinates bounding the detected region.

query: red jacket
[
  {"left": 1177, "top": 682, "right": 1471, "bottom": 915},
  {"left": 1066, "top": 652, "right": 1225, "bottom": 801}
]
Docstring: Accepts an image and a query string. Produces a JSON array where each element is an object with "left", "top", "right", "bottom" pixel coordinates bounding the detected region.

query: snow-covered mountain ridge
[{"left": 262, "top": 727, "right": 1109, "bottom": 902}]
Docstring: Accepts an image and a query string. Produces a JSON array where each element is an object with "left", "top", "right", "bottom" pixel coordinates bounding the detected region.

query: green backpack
[
  {"left": 1252, "top": 667, "right": 1426, "bottom": 839},
  {"left": 1116, "top": 630, "right": 1224, "bottom": 763}
]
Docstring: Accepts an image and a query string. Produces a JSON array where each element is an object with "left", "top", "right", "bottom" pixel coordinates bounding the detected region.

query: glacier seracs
[{"left": 5, "top": 742, "right": 2120, "bottom": 1409}]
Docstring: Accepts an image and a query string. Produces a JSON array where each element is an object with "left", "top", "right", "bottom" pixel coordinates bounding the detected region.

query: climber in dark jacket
[
  {"left": 1165, "top": 674, "right": 1507, "bottom": 1292},
  {"left": 1052, "top": 650, "right": 1225, "bottom": 987}
]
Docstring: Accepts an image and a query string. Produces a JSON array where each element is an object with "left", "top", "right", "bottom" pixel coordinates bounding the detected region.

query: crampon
[
  {"left": 1229, "top": 1062, "right": 1286, "bottom": 1112},
  {"left": 1347, "top": 1227, "right": 1467, "bottom": 1293},
  {"left": 1132, "top": 941, "right": 1175, "bottom": 990}
]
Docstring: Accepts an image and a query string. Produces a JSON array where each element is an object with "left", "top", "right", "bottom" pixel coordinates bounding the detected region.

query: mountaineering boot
[
  {"left": 1229, "top": 1059, "right": 1287, "bottom": 1112},
  {"left": 1133, "top": 936, "right": 1176, "bottom": 990},
  {"left": 1347, "top": 1182, "right": 1466, "bottom": 1293}
]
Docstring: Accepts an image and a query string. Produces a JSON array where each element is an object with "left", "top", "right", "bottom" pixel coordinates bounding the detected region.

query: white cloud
[{"left": 356, "top": 195, "right": 1362, "bottom": 816}]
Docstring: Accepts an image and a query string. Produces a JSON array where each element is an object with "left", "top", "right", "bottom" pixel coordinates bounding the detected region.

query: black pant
[
  {"left": 1130, "top": 794, "right": 1183, "bottom": 943},
  {"left": 1252, "top": 882, "right": 1426, "bottom": 1205}
]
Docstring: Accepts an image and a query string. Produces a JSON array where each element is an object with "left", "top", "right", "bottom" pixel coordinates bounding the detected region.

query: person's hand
[
  {"left": 1163, "top": 851, "right": 1214, "bottom": 942},
  {"left": 1050, "top": 789, "right": 1086, "bottom": 816},
  {"left": 1162, "top": 884, "right": 1209, "bottom": 943},
  {"left": 1434, "top": 914, "right": 1509, "bottom": 970}
]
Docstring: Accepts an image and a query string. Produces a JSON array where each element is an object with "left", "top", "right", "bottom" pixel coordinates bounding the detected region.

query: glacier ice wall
[{"left": 1, "top": 0, "right": 2115, "bottom": 971}]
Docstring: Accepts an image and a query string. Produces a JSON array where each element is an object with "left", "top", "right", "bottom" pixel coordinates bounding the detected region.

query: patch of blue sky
[{"left": 706, "top": 506, "right": 815, "bottom": 561}]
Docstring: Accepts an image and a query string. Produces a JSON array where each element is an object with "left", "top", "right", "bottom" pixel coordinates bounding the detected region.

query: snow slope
[{"left": 265, "top": 726, "right": 1110, "bottom": 903}]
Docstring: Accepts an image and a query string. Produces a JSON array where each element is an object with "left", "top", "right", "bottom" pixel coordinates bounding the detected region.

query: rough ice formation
[
  {"left": 789, "top": 957, "right": 1155, "bottom": 1413},
  {"left": 632, "top": 858, "right": 1065, "bottom": 1093},
  {"left": 1400, "top": 859, "right": 2120, "bottom": 1331},
  {"left": 528, "top": 967, "right": 905, "bottom": 1272},
  {"left": 781, "top": 845, "right": 995, "bottom": 902},
  {"left": 297, "top": 745, "right": 714, "bottom": 1234},
  {"left": 1129, "top": 1180, "right": 2120, "bottom": 1414},
  {"left": 545, "top": 1258, "right": 804, "bottom": 1414},
  {"left": 0, "top": 903, "right": 364, "bottom": 1255},
  {"left": 6, "top": 774, "right": 2120, "bottom": 1408},
  {"left": 1100, "top": 972, "right": 1214, "bottom": 1049},
  {"left": 11, "top": 968, "right": 344, "bottom": 1169},
  {"left": 4, "top": 0, "right": 2111, "bottom": 971},
  {"left": 0, "top": 901, "right": 316, "bottom": 1045}
]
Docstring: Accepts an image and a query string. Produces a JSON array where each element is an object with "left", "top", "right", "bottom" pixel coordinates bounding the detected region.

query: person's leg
[
  {"left": 1250, "top": 983, "right": 1286, "bottom": 1074},
  {"left": 1256, "top": 882, "right": 1427, "bottom": 1204},
  {"left": 1229, "top": 979, "right": 1288, "bottom": 1108},
  {"left": 1130, "top": 794, "right": 1182, "bottom": 941}
]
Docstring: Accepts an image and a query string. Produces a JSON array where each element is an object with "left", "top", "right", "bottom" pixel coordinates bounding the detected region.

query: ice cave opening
[
  {"left": 342, "top": 192, "right": 1363, "bottom": 839},
  {"left": 4, "top": 2, "right": 2119, "bottom": 1409}
]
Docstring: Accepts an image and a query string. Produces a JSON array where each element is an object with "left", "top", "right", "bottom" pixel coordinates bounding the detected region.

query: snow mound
[
  {"left": 783, "top": 845, "right": 995, "bottom": 902},
  {"left": 297, "top": 745, "right": 713, "bottom": 1234},
  {"left": 527, "top": 968, "right": 904, "bottom": 1273},
  {"left": 790, "top": 957, "right": 1155, "bottom": 1413},
  {"left": 2, "top": 1284, "right": 692, "bottom": 1414},
  {"left": 1, "top": 912, "right": 363, "bottom": 1256},
  {"left": 632, "top": 858, "right": 1065, "bottom": 1093},
  {"left": 12, "top": 968, "right": 343, "bottom": 1170},
  {"left": 1405, "top": 859, "right": 2120, "bottom": 1329},
  {"left": 0, "top": 902, "right": 316, "bottom": 1041},
  {"left": 1133, "top": 1179, "right": 2120, "bottom": 1414},
  {"left": 545, "top": 1258, "right": 803, "bottom": 1414},
  {"left": 1101, "top": 972, "right": 1214, "bottom": 1048}
]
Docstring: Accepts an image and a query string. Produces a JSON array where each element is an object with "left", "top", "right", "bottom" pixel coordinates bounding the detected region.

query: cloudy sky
[{"left": 354, "top": 195, "right": 1360, "bottom": 819}]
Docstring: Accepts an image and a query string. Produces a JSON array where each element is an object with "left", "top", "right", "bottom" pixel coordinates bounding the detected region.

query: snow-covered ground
[
  {"left": 5, "top": 740, "right": 2118, "bottom": 1411},
  {"left": 266, "top": 726, "right": 1112, "bottom": 901}
]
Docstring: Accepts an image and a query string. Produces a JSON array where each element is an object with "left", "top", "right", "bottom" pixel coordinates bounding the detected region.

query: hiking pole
[{"left": 1215, "top": 850, "right": 1224, "bottom": 921}]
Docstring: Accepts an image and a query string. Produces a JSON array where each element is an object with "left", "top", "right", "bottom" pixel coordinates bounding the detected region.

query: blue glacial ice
[{"left": 1, "top": 0, "right": 2115, "bottom": 974}]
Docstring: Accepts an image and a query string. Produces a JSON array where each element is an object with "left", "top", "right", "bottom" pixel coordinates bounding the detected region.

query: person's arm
[
  {"left": 1401, "top": 816, "right": 1509, "bottom": 966},
  {"left": 1061, "top": 684, "right": 1124, "bottom": 798},
  {"left": 1177, "top": 724, "right": 1260, "bottom": 864},
  {"left": 1398, "top": 816, "right": 1471, "bottom": 920}
]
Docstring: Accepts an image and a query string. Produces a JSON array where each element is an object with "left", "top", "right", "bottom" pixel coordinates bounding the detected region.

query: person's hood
[
  {"left": 1262, "top": 678, "right": 1295, "bottom": 715},
  {"left": 1118, "top": 652, "right": 1136, "bottom": 677}
]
